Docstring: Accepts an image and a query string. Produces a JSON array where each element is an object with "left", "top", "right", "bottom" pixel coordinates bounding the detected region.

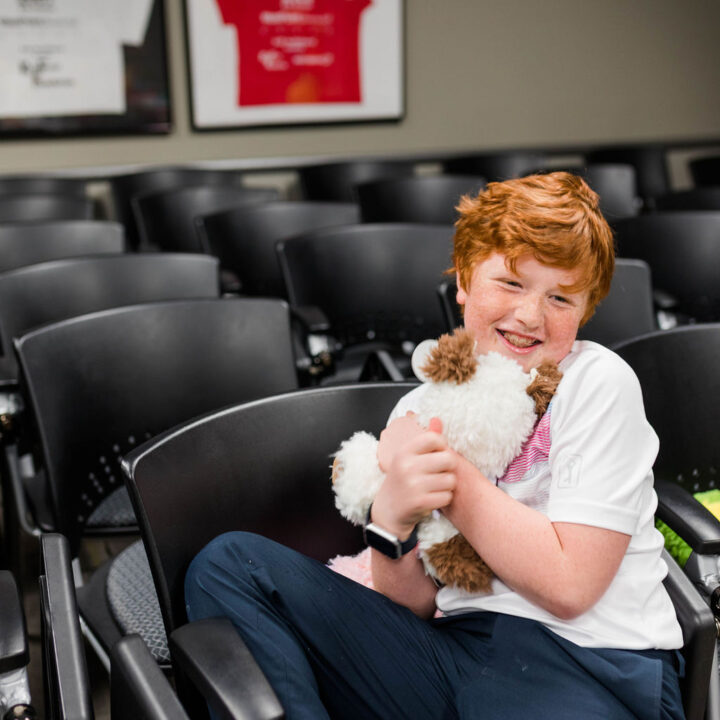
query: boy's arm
[
  {"left": 370, "top": 415, "right": 455, "bottom": 617},
  {"left": 444, "top": 454, "right": 630, "bottom": 620}
]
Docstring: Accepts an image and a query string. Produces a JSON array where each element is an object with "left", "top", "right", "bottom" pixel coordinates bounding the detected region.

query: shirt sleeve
[{"left": 546, "top": 349, "right": 659, "bottom": 535}]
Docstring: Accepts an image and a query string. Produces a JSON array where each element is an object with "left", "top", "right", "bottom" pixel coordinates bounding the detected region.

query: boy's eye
[
  {"left": 552, "top": 295, "right": 570, "bottom": 304},
  {"left": 504, "top": 280, "right": 522, "bottom": 288}
]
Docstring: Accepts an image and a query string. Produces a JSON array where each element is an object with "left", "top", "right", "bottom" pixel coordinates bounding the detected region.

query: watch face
[{"left": 363, "top": 523, "right": 401, "bottom": 559}]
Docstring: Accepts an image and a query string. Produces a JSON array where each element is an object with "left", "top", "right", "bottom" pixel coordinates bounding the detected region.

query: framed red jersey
[{"left": 185, "top": 0, "right": 403, "bottom": 129}]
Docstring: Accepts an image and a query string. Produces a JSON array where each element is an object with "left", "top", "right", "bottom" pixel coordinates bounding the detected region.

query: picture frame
[
  {"left": 184, "top": 0, "right": 404, "bottom": 130},
  {"left": 0, "top": 0, "right": 171, "bottom": 139}
]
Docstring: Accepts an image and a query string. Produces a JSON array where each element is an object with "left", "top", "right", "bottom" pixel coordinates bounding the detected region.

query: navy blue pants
[{"left": 185, "top": 532, "right": 685, "bottom": 720}]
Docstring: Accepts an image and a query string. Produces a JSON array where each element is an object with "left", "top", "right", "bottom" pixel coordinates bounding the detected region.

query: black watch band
[{"left": 362, "top": 505, "right": 417, "bottom": 559}]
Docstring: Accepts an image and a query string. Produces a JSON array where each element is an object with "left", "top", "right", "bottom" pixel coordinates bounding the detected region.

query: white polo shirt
[{"left": 390, "top": 340, "right": 683, "bottom": 650}]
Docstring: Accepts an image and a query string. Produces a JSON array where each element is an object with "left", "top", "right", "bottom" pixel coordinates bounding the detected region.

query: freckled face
[{"left": 457, "top": 253, "right": 588, "bottom": 372}]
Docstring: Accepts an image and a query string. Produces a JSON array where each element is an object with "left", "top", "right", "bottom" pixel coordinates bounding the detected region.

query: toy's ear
[
  {"left": 411, "top": 339, "right": 438, "bottom": 382},
  {"left": 526, "top": 362, "right": 563, "bottom": 416},
  {"left": 418, "top": 328, "right": 477, "bottom": 384}
]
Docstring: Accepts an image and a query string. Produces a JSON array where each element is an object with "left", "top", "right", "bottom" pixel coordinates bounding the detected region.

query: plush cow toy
[{"left": 331, "top": 328, "right": 562, "bottom": 593}]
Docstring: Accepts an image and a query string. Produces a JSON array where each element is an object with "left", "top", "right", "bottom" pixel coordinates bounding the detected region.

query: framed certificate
[
  {"left": 184, "top": 0, "right": 404, "bottom": 130},
  {"left": 0, "top": 0, "right": 171, "bottom": 138}
]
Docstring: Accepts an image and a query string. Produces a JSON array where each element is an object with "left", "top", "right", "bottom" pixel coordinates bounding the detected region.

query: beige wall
[{"left": 2, "top": 0, "right": 720, "bottom": 180}]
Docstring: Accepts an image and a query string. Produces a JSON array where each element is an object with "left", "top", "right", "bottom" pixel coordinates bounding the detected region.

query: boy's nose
[{"left": 514, "top": 294, "right": 543, "bottom": 328}]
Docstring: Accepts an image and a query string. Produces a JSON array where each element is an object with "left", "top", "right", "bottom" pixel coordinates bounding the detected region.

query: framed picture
[
  {"left": 184, "top": 0, "right": 404, "bottom": 130},
  {"left": 0, "top": 0, "right": 171, "bottom": 138}
]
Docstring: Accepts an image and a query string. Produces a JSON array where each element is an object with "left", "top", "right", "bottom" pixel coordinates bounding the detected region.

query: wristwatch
[{"left": 363, "top": 505, "right": 417, "bottom": 559}]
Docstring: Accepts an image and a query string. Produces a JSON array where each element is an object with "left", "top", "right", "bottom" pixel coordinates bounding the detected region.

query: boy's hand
[
  {"left": 377, "top": 412, "right": 424, "bottom": 472},
  {"left": 372, "top": 417, "right": 456, "bottom": 539}
]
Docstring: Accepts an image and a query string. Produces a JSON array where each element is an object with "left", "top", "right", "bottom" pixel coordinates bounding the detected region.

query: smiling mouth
[{"left": 498, "top": 330, "right": 542, "bottom": 348}]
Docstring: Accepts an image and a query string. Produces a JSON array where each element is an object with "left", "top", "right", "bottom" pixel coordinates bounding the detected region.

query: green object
[{"left": 658, "top": 488, "right": 720, "bottom": 567}]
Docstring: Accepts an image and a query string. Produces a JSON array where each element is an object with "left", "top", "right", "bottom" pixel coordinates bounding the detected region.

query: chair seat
[
  {"left": 86, "top": 485, "right": 137, "bottom": 529},
  {"left": 106, "top": 540, "right": 169, "bottom": 664}
]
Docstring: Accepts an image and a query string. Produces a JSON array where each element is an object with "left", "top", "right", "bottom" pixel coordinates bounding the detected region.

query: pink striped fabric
[{"left": 499, "top": 410, "right": 552, "bottom": 484}]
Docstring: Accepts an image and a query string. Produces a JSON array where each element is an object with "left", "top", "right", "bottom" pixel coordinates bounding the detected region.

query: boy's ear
[{"left": 455, "top": 271, "right": 467, "bottom": 305}]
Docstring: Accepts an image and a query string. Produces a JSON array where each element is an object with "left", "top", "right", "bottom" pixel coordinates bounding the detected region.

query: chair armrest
[
  {"left": 655, "top": 480, "right": 720, "bottom": 555},
  {"left": 291, "top": 304, "right": 331, "bottom": 334},
  {"left": 170, "top": 618, "right": 284, "bottom": 720},
  {"left": 662, "top": 549, "right": 716, "bottom": 720},
  {"left": 111, "top": 635, "right": 189, "bottom": 720},
  {"left": 0, "top": 571, "right": 28, "bottom": 674}
]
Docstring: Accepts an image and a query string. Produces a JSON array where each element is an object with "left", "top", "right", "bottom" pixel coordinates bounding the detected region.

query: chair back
[
  {"left": 613, "top": 212, "right": 720, "bottom": 322},
  {"left": 39, "top": 534, "right": 94, "bottom": 720},
  {"left": 357, "top": 175, "right": 486, "bottom": 224},
  {"left": 443, "top": 151, "right": 545, "bottom": 181},
  {"left": 565, "top": 164, "right": 641, "bottom": 221},
  {"left": 278, "top": 223, "right": 452, "bottom": 349},
  {"left": 132, "top": 184, "right": 280, "bottom": 252},
  {"left": 688, "top": 155, "right": 720, "bottom": 188},
  {"left": 122, "top": 382, "right": 415, "bottom": 638},
  {"left": 0, "top": 194, "right": 94, "bottom": 223},
  {"left": 577, "top": 258, "right": 656, "bottom": 347},
  {"left": 198, "top": 201, "right": 360, "bottom": 298},
  {"left": 586, "top": 145, "right": 670, "bottom": 202},
  {"left": 654, "top": 188, "right": 720, "bottom": 211},
  {"left": 16, "top": 298, "right": 299, "bottom": 556},
  {"left": 0, "top": 175, "right": 88, "bottom": 197},
  {"left": 613, "top": 325, "right": 720, "bottom": 491},
  {"left": 108, "top": 167, "right": 245, "bottom": 249},
  {"left": 298, "top": 159, "right": 415, "bottom": 201},
  {"left": 438, "top": 259, "right": 655, "bottom": 348},
  {"left": 0, "top": 254, "right": 220, "bottom": 381},
  {"left": 0, "top": 221, "right": 124, "bottom": 273}
]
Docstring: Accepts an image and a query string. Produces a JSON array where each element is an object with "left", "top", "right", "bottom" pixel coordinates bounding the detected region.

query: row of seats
[
  {"left": 23, "top": 334, "right": 720, "bottom": 718},
  {"left": 0, "top": 155, "right": 718, "bottom": 716},
  {"left": 0, "top": 144, "right": 720, "bottom": 215}
]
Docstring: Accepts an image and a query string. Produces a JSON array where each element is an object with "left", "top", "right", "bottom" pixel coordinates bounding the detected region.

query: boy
[{"left": 186, "top": 173, "right": 684, "bottom": 719}]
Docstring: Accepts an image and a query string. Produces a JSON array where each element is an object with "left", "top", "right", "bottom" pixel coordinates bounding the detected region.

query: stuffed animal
[{"left": 330, "top": 328, "right": 562, "bottom": 594}]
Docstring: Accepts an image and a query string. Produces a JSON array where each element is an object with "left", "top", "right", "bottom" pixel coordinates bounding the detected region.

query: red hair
[{"left": 453, "top": 172, "right": 615, "bottom": 325}]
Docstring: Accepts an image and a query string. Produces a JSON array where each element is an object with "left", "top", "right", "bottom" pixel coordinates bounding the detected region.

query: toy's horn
[{"left": 420, "top": 328, "right": 477, "bottom": 384}]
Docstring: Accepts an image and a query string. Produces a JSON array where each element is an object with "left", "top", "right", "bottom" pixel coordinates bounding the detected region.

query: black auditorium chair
[
  {"left": 614, "top": 325, "right": 720, "bottom": 720},
  {"left": 356, "top": 175, "right": 486, "bottom": 224},
  {"left": 654, "top": 188, "right": 720, "bottom": 212},
  {"left": 0, "top": 220, "right": 124, "bottom": 273},
  {"left": 132, "top": 184, "right": 280, "bottom": 253},
  {"left": 122, "top": 382, "right": 718, "bottom": 720},
  {"left": 298, "top": 159, "right": 416, "bottom": 202},
  {"left": 277, "top": 224, "right": 453, "bottom": 382},
  {"left": 10, "top": 298, "right": 299, "bottom": 670},
  {"left": 107, "top": 167, "right": 246, "bottom": 250},
  {"left": 39, "top": 533, "right": 94, "bottom": 720},
  {"left": 436, "top": 259, "right": 656, "bottom": 349},
  {"left": 197, "top": 200, "right": 360, "bottom": 298},
  {"left": 0, "top": 175, "right": 88, "bottom": 197},
  {"left": 0, "top": 569, "right": 34, "bottom": 718},
  {"left": 0, "top": 253, "right": 220, "bottom": 386},
  {"left": 0, "top": 194, "right": 95, "bottom": 223},
  {"left": 586, "top": 144, "right": 670, "bottom": 206},
  {"left": 122, "top": 382, "right": 415, "bottom": 716},
  {"left": 613, "top": 212, "right": 720, "bottom": 323},
  {"left": 43, "top": 533, "right": 270, "bottom": 720},
  {"left": 442, "top": 150, "right": 546, "bottom": 182},
  {"left": 689, "top": 155, "right": 720, "bottom": 188},
  {"left": 531, "top": 164, "right": 641, "bottom": 223}
]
